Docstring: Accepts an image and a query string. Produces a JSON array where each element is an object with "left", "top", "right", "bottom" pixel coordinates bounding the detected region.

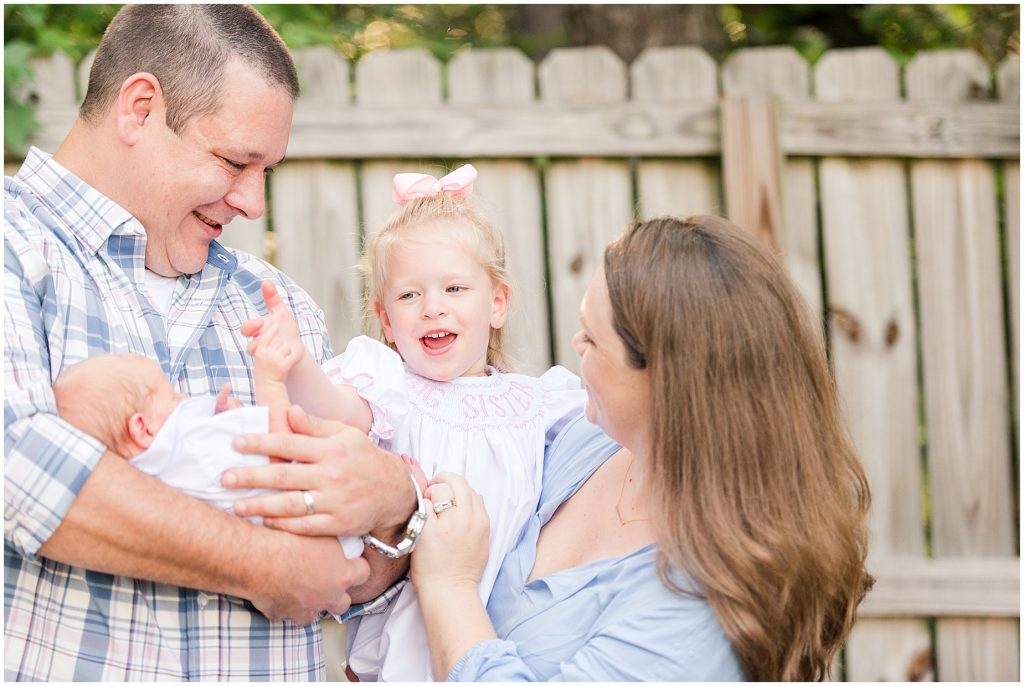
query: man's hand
[
  {"left": 248, "top": 533, "right": 370, "bottom": 623},
  {"left": 223, "top": 405, "right": 416, "bottom": 537}
]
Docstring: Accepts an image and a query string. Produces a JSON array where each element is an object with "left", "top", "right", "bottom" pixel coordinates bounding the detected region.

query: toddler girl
[{"left": 243, "top": 164, "right": 584, "bottom": 681}]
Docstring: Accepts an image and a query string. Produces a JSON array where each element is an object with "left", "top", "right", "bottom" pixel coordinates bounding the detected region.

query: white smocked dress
[{"left": 325, "top": 336, "right": 585, "bottom": 682}]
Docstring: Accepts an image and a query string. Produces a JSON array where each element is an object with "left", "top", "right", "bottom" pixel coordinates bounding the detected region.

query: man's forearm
[
  {"left": 39, "top": 453, "right": 366, "bottom": 620},
  {"left": 348, "top": 547, "right": 409, "bottom": 604},
  {"left": 40, "top": 453, "right": 258, "bottom": 594}
]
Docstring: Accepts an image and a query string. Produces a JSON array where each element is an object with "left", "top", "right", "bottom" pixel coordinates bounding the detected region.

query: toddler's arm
[
  {"left": 243, "top": 281, "right": 372, "bottom": 434},
  {"left": 249, "top": 314, "right": 304, "bottom": 434}
]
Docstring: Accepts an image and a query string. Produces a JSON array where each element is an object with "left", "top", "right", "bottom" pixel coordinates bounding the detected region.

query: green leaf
[
  {"left": 4, "top": 41, "right": 35, "bottom": 87},
  {"left": 4, "top": 99, "right": 38, "bottom": 157}
]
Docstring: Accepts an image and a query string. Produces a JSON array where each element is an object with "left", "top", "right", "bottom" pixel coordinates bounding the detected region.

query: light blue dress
[{"left": 448, "top": 415, "right": 745, "bottom": 681}]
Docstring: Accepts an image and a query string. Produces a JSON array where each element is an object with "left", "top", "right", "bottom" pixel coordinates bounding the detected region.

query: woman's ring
[
  {"left": 432, "top": 499, "right": 456, "bottom": 515},
  {"left": 302, "top": 490, "right": 315, "bottom": 515}
]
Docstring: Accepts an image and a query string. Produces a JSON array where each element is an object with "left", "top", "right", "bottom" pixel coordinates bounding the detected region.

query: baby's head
[
  {"left": 362, "top": 185, "right": 512, "bottom": 381},
  {"left": 52, "top": 353, "right": 185, "bottom": 458}
]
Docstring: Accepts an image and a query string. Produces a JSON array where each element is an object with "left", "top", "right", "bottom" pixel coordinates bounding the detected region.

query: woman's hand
[
  {"left": 412, "top": 473, "right": 497, "bottom": 679},
  {"left": 411, "top": 473, "right": 490, "bottom": 591},
  {"left": 221, "top": 405, "right": 415, "bottom": 537}
]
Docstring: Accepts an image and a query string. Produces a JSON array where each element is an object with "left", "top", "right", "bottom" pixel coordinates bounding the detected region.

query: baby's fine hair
[
  {"left": 360, "top": 192, "right": 513, "bottom": 371},
  {"left": 52, "top": 354, "right": 154, "bottom": 458}
]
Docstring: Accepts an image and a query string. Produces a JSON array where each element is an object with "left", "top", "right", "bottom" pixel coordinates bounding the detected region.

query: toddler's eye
[
  {"left": 398, "top": 292, "right": 416, "bottom": 300},
  {"left": 446, "top": 286, "right": 464, "bottom": 294}
]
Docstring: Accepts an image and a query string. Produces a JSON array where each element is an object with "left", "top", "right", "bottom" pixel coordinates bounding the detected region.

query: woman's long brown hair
[{"left": 604, "top": 216, "right": 873, "bottom": 681}]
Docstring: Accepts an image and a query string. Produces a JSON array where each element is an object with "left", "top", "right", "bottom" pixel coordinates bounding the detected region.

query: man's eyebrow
[{"left": 231, "top": 151, "right": 287, "bottom": 167}]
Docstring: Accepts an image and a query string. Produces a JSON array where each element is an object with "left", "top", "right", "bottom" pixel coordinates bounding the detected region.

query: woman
[{"left": 411, "top": 215, "right": 873, "bottom": 680}]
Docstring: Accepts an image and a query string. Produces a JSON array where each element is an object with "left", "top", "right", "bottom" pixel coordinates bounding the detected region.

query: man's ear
[
  {"left": 374, "top": 299, "right": 396, "bottom": 343},
  {"left": 127, "top": 412, "right": 157, "bottom": 451},
  {"left": 114, "top": 72, "right": 162, "bottom": 146},
  {"left": 490, "top": 282, "right": 510, "bottom": 330}
]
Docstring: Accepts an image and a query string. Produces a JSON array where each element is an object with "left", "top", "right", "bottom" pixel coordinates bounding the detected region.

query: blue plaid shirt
[{"left": 4, "top": 147, "right": 339, "bottom": 680}]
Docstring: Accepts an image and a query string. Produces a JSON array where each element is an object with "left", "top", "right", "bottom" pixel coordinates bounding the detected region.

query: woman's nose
[{"left": 571, "top": 330, "right": 585, "bottom": 357}]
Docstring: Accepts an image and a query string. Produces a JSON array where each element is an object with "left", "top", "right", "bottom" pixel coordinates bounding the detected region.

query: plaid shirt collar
[{"left": 17, "top": 146, "right": 141, "bottom": 255}]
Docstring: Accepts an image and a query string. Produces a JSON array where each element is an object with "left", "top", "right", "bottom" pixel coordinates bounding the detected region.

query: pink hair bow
[{"left": 392, "top": 164, "right": 477, "bottom": 205}]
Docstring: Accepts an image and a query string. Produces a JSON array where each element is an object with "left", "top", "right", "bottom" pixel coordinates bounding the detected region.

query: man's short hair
[{"left": 80, "top": 4, "right": 299, "bottom": 134}]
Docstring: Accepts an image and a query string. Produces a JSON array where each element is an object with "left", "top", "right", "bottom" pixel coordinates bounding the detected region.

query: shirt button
[{"left": 197, "top": 592, "right": 210, "bottom": 608}]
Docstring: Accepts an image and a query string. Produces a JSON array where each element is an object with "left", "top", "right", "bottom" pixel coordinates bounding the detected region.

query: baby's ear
[{"left": 127, "top": 412, "right": 157, "bottom": 451}]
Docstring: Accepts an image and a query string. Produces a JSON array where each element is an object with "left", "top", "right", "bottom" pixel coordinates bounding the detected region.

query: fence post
[
  {"left": 719, "top": 96, "right": 784, "bottom": 247},
  {"left": 721, "top": 47, "right": 822, "bottom": 322}
]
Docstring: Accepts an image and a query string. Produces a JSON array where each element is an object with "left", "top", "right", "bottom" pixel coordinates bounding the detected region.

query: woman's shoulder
[{"left": 539, "top": 415, "right": 619, "bottom": 506}]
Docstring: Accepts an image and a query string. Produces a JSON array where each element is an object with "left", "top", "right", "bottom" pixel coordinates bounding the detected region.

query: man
[{"left": 5, "top": 5, "right": 414, "bottom": 680}]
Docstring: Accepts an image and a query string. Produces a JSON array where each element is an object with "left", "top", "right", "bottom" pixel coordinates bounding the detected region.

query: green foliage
[
  {"left": 4, "top": 41, "right": 37, "bottom": 154},
  {"left": 3, "top": 4, "right": 121, "bottom": 155},
  {"left": 723, "top": 4, "right": 1019, "bottom": 66},
  {"left": 254, "top": 4, "right": 515, "bottom": 61}
]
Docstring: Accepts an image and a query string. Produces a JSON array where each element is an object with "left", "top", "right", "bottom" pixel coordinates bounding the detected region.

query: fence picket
[
  {"left": 816, "top": 47, "right": 932, "bottom": 682},
  {"left": 449, "top": 49, "right": 551, "bottom": 375},
  {"left": 355, "top": 49, "right": 445, "bottom": 341},
  {"left": 272, "top": 48, "right": 362, "bottom": 351},
  {"left": 721, "top": 47, "right": 822, "bottom": 322},
  {"left": 907, "top": 50, "right": 1018, "bottom": 681},
  {"left": 540, "top": 47, "right": 634, "bottom": 371},
  {"left": 632, "top": 47, "right": 722, "bottom": 219}
]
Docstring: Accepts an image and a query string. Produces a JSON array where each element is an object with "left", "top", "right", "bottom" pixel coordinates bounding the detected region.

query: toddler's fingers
[
  {"left": 240, "top": 318, "right": 263, "bottom": 337},
  {"left": 262, "top": 280, "right": 285, "bottom": 312}
]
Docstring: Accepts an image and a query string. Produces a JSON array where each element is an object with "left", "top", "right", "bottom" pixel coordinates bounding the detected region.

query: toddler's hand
[
  {"left": 244, "top": 281, "right": 306, "bottom": 382},
  {"left": 250, "top": 316, "right": 304, "bottom": 380}
]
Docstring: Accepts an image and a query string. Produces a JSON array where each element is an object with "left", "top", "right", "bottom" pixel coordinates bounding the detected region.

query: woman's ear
[
  {"left": 490, "top": 282, "right": 510, "bottom": 330},
  {"left": 114, "top": 72, "right": 162, "bottom": 146},
  {"left": 374, "top": 299, "right": 396, "bottom": 343},
  {"left": 127, "top": 411, "right": 158, "bottom": 451}
]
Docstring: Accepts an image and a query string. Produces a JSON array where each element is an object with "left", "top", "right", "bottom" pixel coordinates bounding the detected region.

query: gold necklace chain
[{"left": 615, "top": 455, "right": 650, "bottom": 526}]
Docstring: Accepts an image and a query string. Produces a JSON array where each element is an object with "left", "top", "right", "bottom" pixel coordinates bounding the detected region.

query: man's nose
[{"left": 225, "top": 168, "right": 266, "bottom": 220}]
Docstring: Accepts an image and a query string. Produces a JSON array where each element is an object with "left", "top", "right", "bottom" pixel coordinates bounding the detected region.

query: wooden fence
[{"left": 7, "top": 44, "right": 1020, "bottom": 681}]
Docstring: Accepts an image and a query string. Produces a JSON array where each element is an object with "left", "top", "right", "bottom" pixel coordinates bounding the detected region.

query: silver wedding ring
[
  {"left": 432, "top": 499, "right": 456, "bottom": 515},
  {"left": 302, "top": 490, "right": 315, "bottom": 515}
]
